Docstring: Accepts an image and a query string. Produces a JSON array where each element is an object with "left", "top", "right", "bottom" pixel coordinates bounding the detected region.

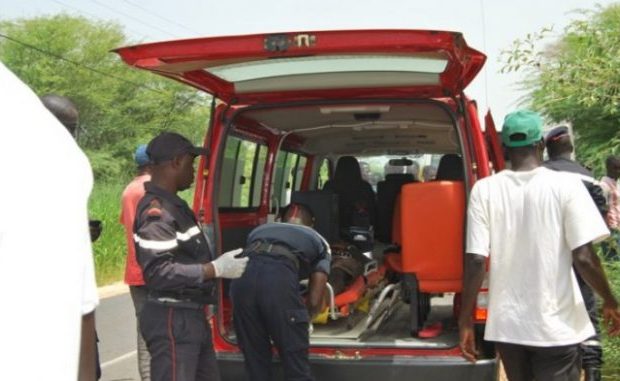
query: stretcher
[{"left": 311, "top": 260, "right": 387, "bottom": 325}]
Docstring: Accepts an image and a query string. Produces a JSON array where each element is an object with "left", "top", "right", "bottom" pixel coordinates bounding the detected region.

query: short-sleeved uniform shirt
[
  {"left": 466, "top": 167, "right": 609, "bottom": 346},
  {"left": 247, "top": 222, "right": 331, "bottom": 279}
]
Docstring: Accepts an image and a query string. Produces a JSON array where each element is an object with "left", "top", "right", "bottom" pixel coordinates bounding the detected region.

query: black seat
[
  {"left": 323, "top": 156, "right": 377, "bottom": 235},
  {"left": 435, "top": 154, "right": 464, "bottom": 181},
  {"left": 376, "top": 173, "right": 416, "bottom": 243},
  {"left": 291, "top": 190, "right": 339, "bottom": 243}
]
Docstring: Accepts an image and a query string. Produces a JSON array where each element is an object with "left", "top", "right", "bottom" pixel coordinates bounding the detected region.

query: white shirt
[
  {"left": 0, "top": 63, "right": 99, "bottom": 380},
  {"left": 467, "top": 167, "right": 609, "bottom": 346}
]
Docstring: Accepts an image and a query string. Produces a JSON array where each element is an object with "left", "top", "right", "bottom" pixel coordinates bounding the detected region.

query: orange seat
[{"left": 400, "top": 181, "right": 465, "bottom": 293}]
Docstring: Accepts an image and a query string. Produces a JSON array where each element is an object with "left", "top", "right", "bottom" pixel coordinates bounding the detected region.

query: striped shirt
[{"left": 601, "top": 176, "right": 619, "bottom": 229}]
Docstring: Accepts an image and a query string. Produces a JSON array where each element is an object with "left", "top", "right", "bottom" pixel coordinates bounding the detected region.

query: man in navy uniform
[
  {"left": 134, "top": 132, "right": 249, "bottom": 381},
  {"left": 543, "top": 126, "right": 607, "bottom": 381},
  {"left": 231, "top": 204, "right": 331, "bottom": 381}
]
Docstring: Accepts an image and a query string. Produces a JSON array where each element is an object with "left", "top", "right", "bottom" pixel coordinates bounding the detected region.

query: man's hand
[
  {"left": 211, "top": 248, "right": 248, "bottom": 279},
  {"left": 458, "top": 320, "right": 478, "bottom": 363},
  {"left": 603, "top": 300, "right": 620, "bottom": 336}
]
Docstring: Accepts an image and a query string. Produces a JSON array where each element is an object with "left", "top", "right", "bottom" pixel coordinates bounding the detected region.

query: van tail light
[
  {"left": 474, "top": 290, "right": 488, "bottom": 321},
  {"left": 474, "top": 272, "right": 489, "bottom": 322}
]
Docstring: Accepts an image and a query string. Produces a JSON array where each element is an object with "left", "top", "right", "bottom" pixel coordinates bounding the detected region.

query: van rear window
[{"left": 205, "top": 55, "right": 447, "bottom": 93}]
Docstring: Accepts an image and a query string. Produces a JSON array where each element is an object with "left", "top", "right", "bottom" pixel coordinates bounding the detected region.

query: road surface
[{"left": 97, "top": 292, "right": 140, "bottom": 381}]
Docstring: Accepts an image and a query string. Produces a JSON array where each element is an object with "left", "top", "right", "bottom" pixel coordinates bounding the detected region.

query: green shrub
[
  {"left": 602, "top": 257, "right": 620, "bottom": 378},
  {"left": 89, "top": 182, "right": 127, "bottom": 285}
]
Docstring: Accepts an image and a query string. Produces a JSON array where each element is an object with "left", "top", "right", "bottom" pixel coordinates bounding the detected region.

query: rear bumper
[{"left": 217, "top": 352, "right": 498, "bottom": 381}]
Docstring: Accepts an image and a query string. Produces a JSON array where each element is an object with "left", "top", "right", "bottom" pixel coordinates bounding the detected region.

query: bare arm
[
  {"left": 458, "top": 253, "right": 486, "bottom": 362},
  {"left": 78, "top": 312, "right": 97, "bottom": 381},
  {"left": 573, "top": 243, "right": 617, "bottom": 307},
  {"left": 572, "top": 243, "right": 620, "bottom": 335},
  {"left": 307, "top": 271, "right": 328, "bottom": 318}
]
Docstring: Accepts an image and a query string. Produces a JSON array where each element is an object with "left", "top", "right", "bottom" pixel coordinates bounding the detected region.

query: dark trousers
[
  {"left": 495, "top": 342, "right": 581, "bottom": 381},
  {"left": 575, "top": 271, "right": 603, "bottom": 369},
  {"left": 130, "top": 286, "right": 151, "bottom": 381},
  {"left": 140, "top": 301, "right": 220, "bottom": 381},
  {"left": 231, "top": 256, "right": 313, "bottom": 381}
]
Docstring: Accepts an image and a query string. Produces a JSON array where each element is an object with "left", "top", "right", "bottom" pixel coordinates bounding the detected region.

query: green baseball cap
[{"left": 501, "top": 109, "right": 543, "bottom": 147}]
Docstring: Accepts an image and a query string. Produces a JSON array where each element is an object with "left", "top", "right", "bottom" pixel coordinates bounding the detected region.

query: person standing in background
[
  {"left": 120, "top": 144, "right": 152, "bottom": 381},
  {"left": 543, "top": 126, "right": 607, "bottom": 381},
  {"left": 600, "top": 155, "right": 620, "bottom": 261}
]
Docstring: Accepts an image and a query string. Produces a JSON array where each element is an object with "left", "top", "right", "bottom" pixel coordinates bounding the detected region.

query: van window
[
  {"left": 317, "top": 159, "right": 330, "bottom": 189},
  {"left": 271, "top": 151, "right": 307, "bottom": 207},
  {"left": 218, "top": 136, "right": 267, "bottom": 208}
]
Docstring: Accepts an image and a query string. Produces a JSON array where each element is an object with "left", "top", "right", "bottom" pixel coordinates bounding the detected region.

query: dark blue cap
[
  {"left": 134, "top": 144, "right": 150, "bottom": 167},
  {"left": 545, "top": 126, "right": 570, "bottom": 144}
]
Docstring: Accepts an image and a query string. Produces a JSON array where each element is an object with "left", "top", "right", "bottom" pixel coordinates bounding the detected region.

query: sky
[{"left": 1, "top": 0, "right": 617, "bottom": 122}]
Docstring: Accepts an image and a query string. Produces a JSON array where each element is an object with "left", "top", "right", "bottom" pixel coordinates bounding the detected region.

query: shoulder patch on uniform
[{"left": 145, "top": 198, "right": 163, "bottom": 219}]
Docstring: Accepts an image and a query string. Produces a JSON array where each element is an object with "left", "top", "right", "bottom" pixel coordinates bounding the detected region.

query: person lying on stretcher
[{"left": 328, "top": 242, "right": 372, "bottom": 295}]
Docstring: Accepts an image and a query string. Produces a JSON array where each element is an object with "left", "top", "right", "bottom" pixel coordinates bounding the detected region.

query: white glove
[{"left": 211, "top": 248, "right": 248, "bottom": 279}]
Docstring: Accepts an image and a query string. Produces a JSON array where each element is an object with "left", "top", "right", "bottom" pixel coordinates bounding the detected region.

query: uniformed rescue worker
[
  {"left": 134, "top": 132, "right": 249, "bottom": 381},
  {"left": 543, "top": 126, "right": 607, "bottom": 381},
  {"left": 230, "top": 204, "right": 331, "bottom": 381}
]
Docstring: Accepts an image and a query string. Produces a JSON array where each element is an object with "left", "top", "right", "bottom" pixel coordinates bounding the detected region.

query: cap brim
[{"left": 188, "top": 147, "right": 209, "bottom": 156}]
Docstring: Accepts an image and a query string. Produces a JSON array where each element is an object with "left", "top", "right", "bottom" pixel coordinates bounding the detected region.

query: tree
[
  {"left": 0, "top": 14, "right": 210, "bottom": 180},
  {"left": 501, "top": 4, "right": 620, "bottom": 172}
]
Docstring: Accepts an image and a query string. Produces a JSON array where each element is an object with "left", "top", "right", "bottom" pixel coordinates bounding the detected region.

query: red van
[{"left": 116, "top": 29, "right": 504, "bottom": 380}]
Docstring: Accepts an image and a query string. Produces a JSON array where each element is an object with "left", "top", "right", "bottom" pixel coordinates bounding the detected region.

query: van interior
[{"left": 215, "top": 100, "right": 474, "bottom": 351}]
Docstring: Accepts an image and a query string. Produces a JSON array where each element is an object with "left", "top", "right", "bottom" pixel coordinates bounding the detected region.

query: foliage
[
  {"left": 89, "top": 182, "right": 126, "bottom": 285},
  {"left": 601, "top": 258, "right": 620, "bottom": 377},
  {"left": 0, "top": 14, "right": 210, "bottom": 181},
  {"left": 500, "top": 4, "right": 620, "bottom": 174}
]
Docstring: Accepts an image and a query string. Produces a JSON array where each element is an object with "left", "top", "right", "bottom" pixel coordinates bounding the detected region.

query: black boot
[{"left": 584, "top": 367, "right": 601, "bottom": 381}]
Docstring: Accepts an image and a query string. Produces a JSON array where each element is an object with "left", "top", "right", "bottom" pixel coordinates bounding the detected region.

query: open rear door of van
[
  {"left": 484, "top": 110, "right": 505, "bottom": 173},
  {"left": 114, "top": 30, "right": 485, "bottom": 104}
]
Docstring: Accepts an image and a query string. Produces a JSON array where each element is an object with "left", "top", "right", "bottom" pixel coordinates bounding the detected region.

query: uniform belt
[{"left": 251, "top": 241, "right": 300, "bottom": 271}]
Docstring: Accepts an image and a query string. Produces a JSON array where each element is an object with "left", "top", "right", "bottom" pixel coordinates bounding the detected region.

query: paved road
[{"left": 97, "top": 292, "right": 140, "bottom": 381}]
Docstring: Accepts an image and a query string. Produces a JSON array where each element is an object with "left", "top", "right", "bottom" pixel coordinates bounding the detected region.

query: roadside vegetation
[{"left": 0, "top": 14, "right": 209, "bottom": 284}]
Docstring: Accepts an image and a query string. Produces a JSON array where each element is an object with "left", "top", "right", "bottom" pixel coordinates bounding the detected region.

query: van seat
[
  {"left": 400, "top": 181, "right": 465, "bottom": 293},
  {"left": 291, "top": 190, "right": 339, "bottom": 243},
  {"left": 376, "top": 174, "right": 416, "bottom": 242}
]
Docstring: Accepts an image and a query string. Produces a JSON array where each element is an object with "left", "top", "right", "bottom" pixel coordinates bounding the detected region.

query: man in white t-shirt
[
  {"left": 0, "top": 62, "right": 99, "bottom": 380},
  {"left": 458, "top": 109, "right": 620, "bottom": 381}
]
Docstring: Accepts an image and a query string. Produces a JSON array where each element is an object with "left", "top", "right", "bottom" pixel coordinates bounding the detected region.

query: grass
[{"left": 89, "top": 182, "right": 127, "bottom": 285}]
